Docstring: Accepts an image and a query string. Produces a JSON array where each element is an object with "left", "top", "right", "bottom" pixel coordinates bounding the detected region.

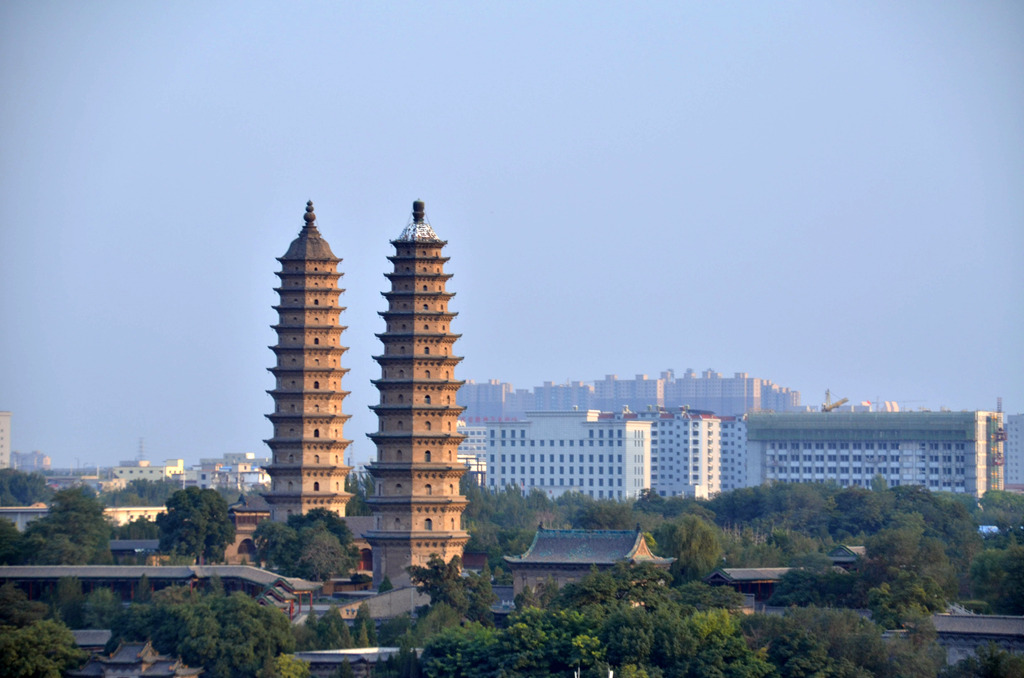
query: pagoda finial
[
  {"left": 412, "top": 200, "right": 425, "bottom": 224},
  {"left": 304, "top": 200, "right": 316, "bottom": 225}
]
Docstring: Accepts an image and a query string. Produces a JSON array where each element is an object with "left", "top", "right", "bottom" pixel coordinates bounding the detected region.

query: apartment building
[{"left": 485, "top": 410, "right": 652, "bottom": 500}]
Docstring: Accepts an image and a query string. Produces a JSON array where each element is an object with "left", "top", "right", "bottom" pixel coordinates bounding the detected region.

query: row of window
[
  {"left": 496, "top": 466, "right": 625, "bottom": 476},
  {"left": 492, "top": 439, "right": 627, "bottom": 448},
  {"left": 492, "top": 453, "right": 624, "bottom": 464},
  {"left": 769, "top": 442, "right": 968, "bottom": 451}
]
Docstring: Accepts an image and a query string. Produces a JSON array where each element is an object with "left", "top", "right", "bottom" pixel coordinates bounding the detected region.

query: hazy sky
[{"left": 1, "top": 2, "right": 1021, "bottom": 470}]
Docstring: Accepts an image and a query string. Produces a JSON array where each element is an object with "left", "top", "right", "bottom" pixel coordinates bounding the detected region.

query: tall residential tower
[
  {"left": 263, "top": 202, "right": 352, "bottom": 521},
  {"left": 367, "top": 200, "right": 468, "bottom": 587}
]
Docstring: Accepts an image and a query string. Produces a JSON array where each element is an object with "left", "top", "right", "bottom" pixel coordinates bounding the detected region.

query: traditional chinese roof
[
  {"left": 827, "top": 545, "right": 866, "bottom": 562},
  {"left": 280, "top": 201, "right": 339, "bottom": 261},
  {"left": 504, "top": 527, "right": 673, "bottom": 566},
  {"left": 68, "top": 641, "right": 202, "bottom": 677},
  {"left": 704, "top": 567, "right": 792, "bottom": 583},
  {"left": 932, "top": 615, "right": 1024, "bottom": 637},
  {"left": 228, "top": 493, "right": 271, "bottom": 513}
]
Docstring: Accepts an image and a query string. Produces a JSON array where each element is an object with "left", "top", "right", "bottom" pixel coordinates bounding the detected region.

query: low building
[
  {"left": 112, "top": 459, "right": 185, "bottom": 483},
  {"left": 294, "top": 648, "right": 412, "bottom": 678},
  {"left": 0, "top": 565, "right": 319, "bottom": 618},
  {"left": 703, "top": 567, "right": 792, "bottom": 602},
  {"left": 932, "top": 614, "right": 1024, "bottom": 665},
  {"left": 0, "top": 505, "right": 164, "bottom": 531},
  {"left": 504, "top": 527, "right": 673, "bottom": 596},
  {"left": 746, "top": 411, "right": 1004, "bottom": 496}
]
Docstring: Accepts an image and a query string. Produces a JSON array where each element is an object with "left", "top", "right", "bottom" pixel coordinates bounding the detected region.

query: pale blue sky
[{"left": 1, "top": 2, "right": 1021, "bottom": 469}]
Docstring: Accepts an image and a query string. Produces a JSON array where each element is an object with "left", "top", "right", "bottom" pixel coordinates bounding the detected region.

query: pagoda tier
[
  {"left": 263, "top": 201, "right": 352, "bottom": 522},
  {"left": 366, "top": 200, "right": 468, "bottom": 587}
]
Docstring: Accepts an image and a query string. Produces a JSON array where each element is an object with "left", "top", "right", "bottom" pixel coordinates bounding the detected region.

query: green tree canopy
[
  {"left": 0, "top": 468, "right": 53, "bottom": 506},
  {"left": 21, "top": 488, "right": 112, "bottom": 565},
  {"left": 0, "top": 618, "right": 87, "bottom": 678},
  {"left": 157, "top": 487, "right": 235, "bottom": 564}
]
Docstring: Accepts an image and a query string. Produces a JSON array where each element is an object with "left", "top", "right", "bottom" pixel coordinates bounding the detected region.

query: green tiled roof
[{"left": 505, "top": 528, "right": 673, "bottom": 565}]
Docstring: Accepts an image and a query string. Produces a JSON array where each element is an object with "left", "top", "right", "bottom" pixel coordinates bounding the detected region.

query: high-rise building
[
  {"left": 1004, "top": 413, "right": 1023, "bottom": 488},
  {"left": 263, "top": 201, "right": 352, "bottom": 522},
  {"left": 366, "top": 201, "right": 468, "bottom": 587},
  {"left": 746, "top": 411, "right": 1004, "bottom": 497},
  {"left": 628, "top": 409, "right": 721, "bottom": 499},
  {"left": 0, "top": 412, "right": 10, "bottom": 469},
  {"left": 719, "top": 416, "right": 748, "bottom": 492}
]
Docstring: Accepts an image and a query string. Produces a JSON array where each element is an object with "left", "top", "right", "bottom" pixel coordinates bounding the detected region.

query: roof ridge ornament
[
  {"left": 397, "top": 199, "right": 441, "bottom": 241},
  {"left": 303, "top": 200, "right": 317, "bottom": 229}
]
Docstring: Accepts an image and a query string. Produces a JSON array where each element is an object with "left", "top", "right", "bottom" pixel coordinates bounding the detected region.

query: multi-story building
[
  {"left": 366, "top": 200, "right": 469, "bottom": 587},
  {"left": 621, "top": 408, "right": 721, "bottom": 499},
  {"left": 485, "top": 410, "right": 652, "bottom": 500},
  {"left": 593, "top": 375, "right": 665, "bottom": 413},
  {"left": 457, "top": 370, "right": 801, "bottom": 421},
  {"left": 719, "top": 416, "right": 748, "bottom": 492},
  {"left": 663, "top": 369, "right": 800, "bottom": 416},
  {"left": 11, "top": 450, "right": 52, "bottom": 472},
  {"left": 263, "top": 201, "right": 352, "bottom": 521},
  {"left": 746, "top": 411, "right": 1005, "bottom": 497},
  {"left": 0, "top": 411, "right": 10, "bottom": 469},
  {"left": 1004, "top": 413, "right": 1023, "bottom": 488},
  {"left": 112, "top": 459, "right": 185, "bottom": 482}
]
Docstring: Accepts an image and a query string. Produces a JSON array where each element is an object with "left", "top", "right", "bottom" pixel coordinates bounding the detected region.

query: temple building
[
  {"left": 263, "top": 201, "right": 352, "bottom": 521},
  {"left": 366, "top": 200, "right": 468, "bottom": 587}
]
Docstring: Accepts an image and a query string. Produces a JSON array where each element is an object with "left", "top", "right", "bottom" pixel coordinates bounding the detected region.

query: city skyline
[{"left": 1, "top": 3, "right": 1021, "bottom": 469}]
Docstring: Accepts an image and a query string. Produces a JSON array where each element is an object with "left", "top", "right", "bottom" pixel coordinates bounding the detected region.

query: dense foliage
[
  {"left": 0, "top": 468, "right": 52, "bottom": 506},
  {"left": 156, "top": 487, "right": 235, "bottom": 564},
  {"left": 108, "top": 588, "right": 295, "bottom": 678},
  {"left": 252, "top": 508, "right": 359, "bottom": 580}
]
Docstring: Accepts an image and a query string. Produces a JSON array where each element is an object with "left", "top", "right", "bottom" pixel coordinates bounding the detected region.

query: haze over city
[{"left": 1, "top": 2, "right": 1021, "bottom": 470}]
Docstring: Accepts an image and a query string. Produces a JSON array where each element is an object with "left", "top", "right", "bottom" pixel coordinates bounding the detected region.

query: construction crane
[{"left": 821, "top": 389, "right": 849, "bottom": 413}]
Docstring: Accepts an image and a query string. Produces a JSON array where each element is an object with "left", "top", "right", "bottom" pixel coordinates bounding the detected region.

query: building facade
[
  {"left": 746, "top": 411, "right": 1004, "bottom": 496},
  {"left": 719, "top": 416, "right": 748, "bottom": 492},
  {"left": 629, "top": 409, "right": 722, "bottom": 499},
  {"left": 366, "top": 201, "right": 468, "bottom": 587},
  {"left": 0, "top": 411, "right": 10, "bottom": 469},
  {"left": 263, "top": 201, "right": 352, "bottom": 521},
  {"left": 485, "top": 410, "right": 652, "bottom": 500},
  {"left": 457, "top": 370, "right": 801, "bottom": 422},
  {"left": 1004, "top": 413, "right": 1023, "bottom": 488}
]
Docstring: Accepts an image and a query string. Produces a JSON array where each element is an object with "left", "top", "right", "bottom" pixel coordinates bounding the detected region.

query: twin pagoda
[{"left": 263, "top": 200, "right": 468, "bottom": 586}]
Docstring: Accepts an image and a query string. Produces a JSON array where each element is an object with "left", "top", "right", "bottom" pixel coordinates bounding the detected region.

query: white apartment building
[
  {"left": 746, "top": 411, "right": 1004, "bottom": 497},
  {"left": 617, "top": 408, "right": 722, "bottom": 499},
  {"left": 0, "top": 411, "right": 10, "bottom": 469},
  {"left": 1004, "top": 413, "right": 1023, "bottom": 487},
  {"left": 112, "top": 458, "right": 185, "bottom": 482},
  {"left": 485, "top": 410, "right": 651, "bottom": 499},
  {"left": 719, "top": 416, "right": 747, "bottom": 492}
]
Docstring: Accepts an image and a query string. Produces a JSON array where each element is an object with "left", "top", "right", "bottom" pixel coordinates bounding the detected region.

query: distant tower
[
  {"left": 367, "top": 200, "right": 468, "bottom": 586},
  {"left": 264, "top": 201, "right": 352, "bottom": 521}
]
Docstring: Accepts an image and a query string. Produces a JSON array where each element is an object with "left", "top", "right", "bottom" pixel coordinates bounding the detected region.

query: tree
[
  {"left": 83, "top": 587, "right": 123, "bottom": 629},
  {"left": 0, "top": 582, "right": 48, "bottom": 627},
  {"left": 0, "top": 517, "right": 22, "bottom": 564},
  {"left": 295, "top": 524, "right": 348, "bottom": 582},
  {"left": 21, "top": 487, "right": 112, "bottom": 564},
  {"left": 114, "top": 515, "right": 160, "bottom": 539},
  {"left": 0, "top": 468, "right": 53, "bottom": 506},
  {"left": 0, "top": 618, "right": 87, "bottom": 678},
  {"left": 265, "top": 655, "right": 311, "bottom": 678},
  {"left": 157, "top": 487, "right": 234, "bottom": 564},
  {"left": 409, "top": 555, "right": 469, "bottom": 615},
  {"left": 655, "top": 514, "right": 722, "bottom": 583},
  {"left": 110, "top": 591, "right": 295, "bottom": 678}
]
